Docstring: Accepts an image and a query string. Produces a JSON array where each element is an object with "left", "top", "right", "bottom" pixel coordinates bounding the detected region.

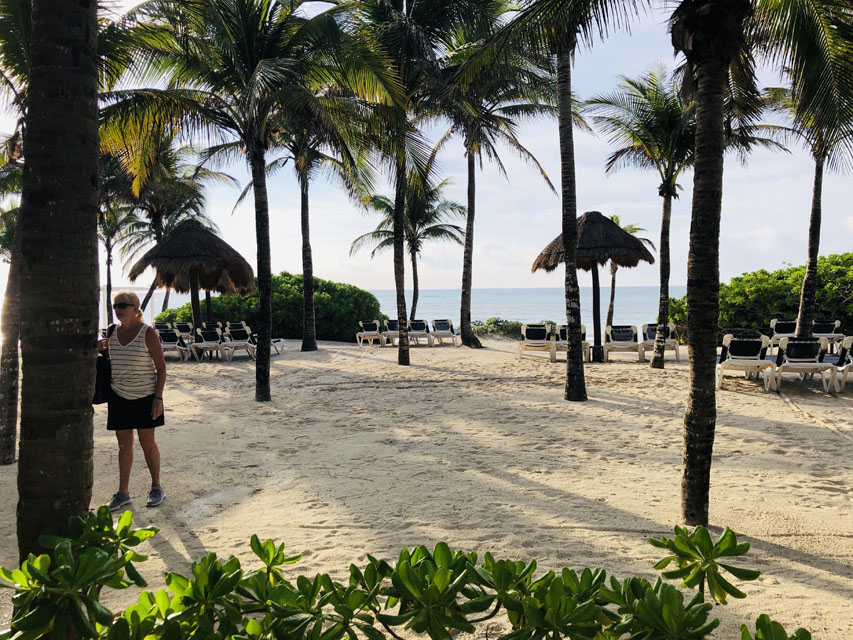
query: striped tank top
[{"left": 110, "top": 323, "right": 157, "bottom": 400}]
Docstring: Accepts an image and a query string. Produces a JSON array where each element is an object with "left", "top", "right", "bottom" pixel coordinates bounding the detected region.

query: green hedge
[
  {"left": 669, "top": 253, "right": 853, "bottom": 336},
  {"left": 155, "top": 272, "right": 387, "bottom": 343}
]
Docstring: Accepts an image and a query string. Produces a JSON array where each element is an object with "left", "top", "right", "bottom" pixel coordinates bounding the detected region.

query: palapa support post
[{"left": 590, "top": 265, "right": 604, "bottom": 362}]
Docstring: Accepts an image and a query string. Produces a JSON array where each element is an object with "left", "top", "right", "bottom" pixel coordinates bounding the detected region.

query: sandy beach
[{"left": 1, "top": 338, "right": 851, "bottom": 636}]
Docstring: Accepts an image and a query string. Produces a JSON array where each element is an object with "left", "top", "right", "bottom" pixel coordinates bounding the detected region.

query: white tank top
[{"left": 110, "top": 323, "right": 157, "bottom": 400}]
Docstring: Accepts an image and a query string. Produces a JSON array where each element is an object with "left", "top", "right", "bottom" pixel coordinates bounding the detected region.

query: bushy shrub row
[
  {"left": 155, "top": 272, "right": 387, "bottom": 343},
  {"left": 471, "top": 318, "right": 559, "bottom": 338},
  {"left": 669, "top": 253, "right": 853, "bottom": 338},
  {"left": 0, "top": 507, "right": 811, "bottom": 640}
]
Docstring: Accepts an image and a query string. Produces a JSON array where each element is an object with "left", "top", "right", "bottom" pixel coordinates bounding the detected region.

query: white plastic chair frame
[
  {"left": 716, "top": 334, "right": 774, "bottom": 391},
  {"left": 812, "top": 319, "right": 843, "bottom": 352},
  {"left": 640, "top": 323, "right": 680, "bottom": 362},
  {"left": 407, "top": 320, "right": 433, "bottom": 346},
  {"left": 604, "top": 325, "right": 641, "bottom": 362},
  {"left": 381, "top": 320, "right": 399, "bottom": 347},
  {"left": 518, "top": 323, "right": 555, "bottom": 362},
  {"left": 431, "top": 319, "right": 459, "bottom": 347},
  {"left": 554, "top": 324, "right": 590, "bottom": 362},
  {"left": 769, "top": 318, "right": 797, "bottom": 353},
  {"left": 158, "top": 329, "right": 189, "bottom": 361},
  {"left": 774, "top": 337, "right": 832, "bottom": 392},
  {"left": 222, "top": 326, "right": 256, "bottom": 361},
  {"left": 356, "top": 320, "right": 384, "bottom": 347},
  {"left": 828, "top": 336, "right": 851, "bottom": 394},
  {"left": 191, "top": 328, "right": 225, "bottom": 362}
]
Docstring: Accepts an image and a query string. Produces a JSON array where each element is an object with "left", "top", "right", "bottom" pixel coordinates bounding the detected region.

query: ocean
[{"left": 101, "top": 285, "right": 686, "bottom": 332}]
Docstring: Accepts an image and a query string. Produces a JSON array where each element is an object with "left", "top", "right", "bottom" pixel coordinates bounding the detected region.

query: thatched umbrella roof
[
  {"left": 128, "top": 219, "right": 254, "bottom": 294},
  {"left": 531, "top": 210, "right": 655, "bottom": 273}
]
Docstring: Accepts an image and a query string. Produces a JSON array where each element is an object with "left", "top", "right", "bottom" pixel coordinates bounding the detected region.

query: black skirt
[{"left": 107, "top": 390, "right": 165, "bottom": 430}]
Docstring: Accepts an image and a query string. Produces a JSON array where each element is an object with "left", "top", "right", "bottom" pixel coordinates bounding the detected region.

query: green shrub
[
  {"left": 472, "top": 318, "right": 558, "bottom": 339},
  {"left": 0, "top": 510, "right": 811, "bottom": 640},
  {"left": 669, "top": 253, "right": 853, "bottom": 337},
  {"left": 156, "top": 272, "right": 387, "bottom": 343}
]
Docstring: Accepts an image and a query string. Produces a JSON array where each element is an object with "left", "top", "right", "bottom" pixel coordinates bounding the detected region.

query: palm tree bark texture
[
  {"left": 300, "top": 172, "right": 318, "bottom": 351},
  {"left": 17, "top": 0, "right": 99, "bottom": 561},
  {"left": 393, "top": 160, "right": 410, "bottom": 366},
  {"left": 0, "top": 226, "right": 21, "bottom": 464},
  {"left": 249, "top": 146, "right": 273, "bottom": 400},
  {"left": 795, "top": 154, "right": 824, "bottom": 337},
  {"left": 460, "top": 147, "right": 481, "bottom": 347},
  {"left": 672, "top": 0, "right": 751, "bottom": 526},
  {"left": 650, "top": 191, "right": 673, "bottom": 369},
  {"left": 556, "top": 47, "right": 586, "bottom": 401}
]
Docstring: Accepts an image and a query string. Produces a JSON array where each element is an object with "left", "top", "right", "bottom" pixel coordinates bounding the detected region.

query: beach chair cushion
[
  {"left": 607, "top": 326, "right": 636, "bottom": 343},
  {"left": 523, "top": 325, "right": 548, "bottom": 342}
]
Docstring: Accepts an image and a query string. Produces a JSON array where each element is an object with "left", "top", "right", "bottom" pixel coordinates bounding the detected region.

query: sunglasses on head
[{"left": 113, "top": 303, "right": 134, "bottom": 310}]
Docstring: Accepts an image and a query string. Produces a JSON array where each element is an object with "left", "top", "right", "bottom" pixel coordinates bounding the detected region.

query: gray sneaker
[
  {"left": 109, "top": 491, "right": 131, "bottom": 512},
  {"left": 147, "top": 486, "right": 166, "bottom": 507}
]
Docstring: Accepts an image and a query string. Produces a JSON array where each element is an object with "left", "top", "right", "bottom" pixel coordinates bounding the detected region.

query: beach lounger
[
  {"left": 812, "top": 319, "right": 843, "bottom": 351},
  {"left": 222, "top": 326, "right": 256, "bottom": 361},
  {"left": 356, "top": 320, "right": 384, "bottom": 347},
  {"left": 191, "top": 327, "right": 225, "bottom": 361},
  {"left": 431, "top": 319, "right": 459, "bottom": 347},
  {"left": 774, "top": 337, "right": 832, "bottom": 392},
  {"left": 518, "top": 323, "right": 555, "bottom": 362},
  {"left": 174, "top": 321, "right": 194, "bottom": 342},
  {"left": 226, "top": 321, "right": 249, "bottom": 331},
  {"left": 250, "top": 333, "right": 285, "bottom": 354},
  {"left": 716, "top": 334, "right": 774, "bottom": 390},
  {"left": 827, "top": 336, "right": 852, "bottom": 393},
  {"left": 408, "top": 320, "right": 433, "bottom": 346},
  {"left": 153, "top": 322, "right": 172, "bottom": 331},
  {"left": 382, "top": 319, "right": 400, "bottom": 346},
  {"left": 158, "top": 329, "right": 189, "bottom": 361},
  {"left": 604, "top": 325, "right": 641, "bottom": 362},
  {"left": 640, "top": 322, "right": 680, "bottom": 362},
  {"left": 554, "top": 324, "right": 590, "bottom": 362},
  {"left": 202, "top": 321, "right": 223, "bottom": 331},
  {"left": 769, "top": 318, "right": 797, "bottom": 352}
]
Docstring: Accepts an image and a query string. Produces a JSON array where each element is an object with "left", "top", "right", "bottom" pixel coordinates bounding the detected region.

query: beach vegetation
[
  {"left": 157, "top": 271, "right": 386, "bottom": 344},
  {"left": 0, "top": 509, "right": 810, "bottom": 640}
]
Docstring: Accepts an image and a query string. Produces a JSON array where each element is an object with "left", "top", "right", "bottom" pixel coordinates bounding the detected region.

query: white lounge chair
[
  {"left": 407, "top": 320, "right": 433, "bottom": 346},
  {"left": 812, "top": 319, "right": 843, "bottom": 351},
  {"left": 201, "top": 321, "right": 223, "bottom": 331},
  {"left": 226, "top": 321, "right": 249, "bottom": 331},
  {"left": 222, "top": 326, "right": 256, "bottom": 361},
  {"left": 158, "top": 329, "right": 189, "bottom": 361},
  {"left": 769, "top": 318, "right": 797, "bottom": 353},
  {"left": 604, "top": 325, "right": 641, "bottom": 362},
  {"left": 191, "top": 327, "right": 225, "bottom": 361},
  {"left": 774, "top": 337, "right": 832, "bottom": 392},
  {"left": 153, "top": 322, "right": 172, "bottom": 331},
  {"left": 356, "top": 320, "right": 384, "bottom": 347},
  {"left": 431, "top": 319, "right": 459, "bottom": 347},
  {"left": 382, "top": 319, "right": 399, "bottom": 346},
  {"left": 716, "top": 334, "right": 774, "bottom": 390},
  {"left": 554, "top": 324, "right": 589, "bottom": 362},
  {"left": 640, "top": 323, "right": 680, "bottom": 362},
  {"left": 828, "top": 336, "right": 852, "bottom": 393},
  {"left": 174, "top": 321, "right": 194, "bottom": 343},
  {"left": 518, "top": 323, "right": 555, "bottom": 362}
]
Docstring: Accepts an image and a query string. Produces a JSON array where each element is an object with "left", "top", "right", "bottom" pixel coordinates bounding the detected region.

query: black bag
[{"left": 93, "top": 324, "right": 116, "bottom": 405}]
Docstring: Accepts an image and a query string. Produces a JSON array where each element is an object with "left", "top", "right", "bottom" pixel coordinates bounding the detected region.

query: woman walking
[{"left": 98, "top": 290, "right": 167, "bottom": 510}]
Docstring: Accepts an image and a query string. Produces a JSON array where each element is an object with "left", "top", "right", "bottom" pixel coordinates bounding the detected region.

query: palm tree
[
  {"left": 351, "top": 171, "right": 465, "bottom": 319},
  {"left": 456, "top": 0, "right": 648, "bottom": 400},
  {"left": 16, "top": 0, "right": 99, "bottom": 561},
  {"left": 585, "top": 66, "right": 694, "bottom": 369},
  {"left": 603, "top": 216, "right": 655, "bottom": 329},
  {"left": 98, "top": 202, "right": 135, "bottom": 324},
  {"left": 112, "top": 0, "right": 394, "bottom": 400},
  {"left": 762, "top": 86, "right": 853, "bottom": 337},
  {"left": 0, "top": 200, "right": 18, "bottom": 465},
  {"left": 670, "top": 0, "right": 853, "bottom": 526}
]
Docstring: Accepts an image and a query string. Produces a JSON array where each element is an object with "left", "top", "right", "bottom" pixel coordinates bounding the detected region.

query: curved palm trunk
[
  {"left": 300, "top": 173, "right": 317, "bottom": 351},
  {"left": 409, "top": 251, "right": 420, "bottom": 320},
  {"left": 0, "top": 228, "right": 22, "bottom": 465},
  {"left": 140, "top": 278, "right": 157, "bottom": 312},
  {"left": 795, "top": 154, "right": 824, "bottom": 337},
  {"left": 190, "top": 273, "right": 202, "bottom": 336},
  {"left": 606, "top": 262, "right": 617, "bottom": 329},
  {"left": 249, "top": 146, "right": 272, "bottom": 400},
  {"left": 393, "top": 160, "right": 410, "bottom": 365},
  {"left": 17, "top": 0, "right": 99, "bottom": 560},
  {"left": 557, "top": 48, "right": 586, "bottom": 400},
  {"left": 651, "top": 193, "right": 673, "bottom": 369},
  {"left": 105, "top": 247, "right": 114, "bottom": 323},
  {"left": 460, "top": 148, "right": 481, "bottom": 347},
  {"left": 681, "top": 58, "right": 729, "bottom": 527},
  {"left": 161, "top": 289, "right": 170, "bottom": 313},
  {"left": 205, "top": 290, "right": 212, "bottom": 323},
  {"left": 140, "top": 225, "right": 162, "bottom": 312}
]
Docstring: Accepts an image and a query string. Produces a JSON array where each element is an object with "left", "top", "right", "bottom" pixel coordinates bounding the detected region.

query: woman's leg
[
  {"left": 137, "top": 428, "right": 161, "bottom": 488},
  {"left": 115, "top": 429, "right": 135, "bottom": 493}
]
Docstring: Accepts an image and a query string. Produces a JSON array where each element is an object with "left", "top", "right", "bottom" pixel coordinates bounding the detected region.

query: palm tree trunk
[
  {"left": 409, "top": 250, "right": 419, "bottom": 320},
  {"left": 205, "top": 290, "right": 212, "bottom": 323},
  {"left": 140, "top": 277, "right": 157, "bottom": 312},
  {"left": 460, "top": 147, "right": 481, "bottom": 347},
  {"left": 17, "top": 0, "right": 98, "bottom": 561},
  {"left": 190, "top": 272, "right": 202, "bottom": 336},
  {"left": 161, "top": 288, "right": 170, "bottom": 313},
  {"left": 795, "top": 154, "right": 824, "bottom": 337},
  {"left": 249, "top": 145, "right": 272, "bottom": 400},
  {"left": 0, "top": 227, "right": 22, "bottom": 465},
  {"left": 606, "top": 262, "right": 617, "bottom": 329},
  {"left": 591, "top": 265, "right": 603, "bottom": 360},
  {"left": 393, "top": 159, "right": 410, "bottom": 365},
  {"left": 300, "top": 172, "right": 317, "bottom": 352},
  {"left": 105, "top": 247, "right": 114, "bottom": 324},
  {"left": 651, "top": 193, "right": 672, "bottom": 369},
  {"left": 681, "top": 58, "right": 729, "bottom": 527},
  {"left": 556, "top": 47, "right": 586, "bottom": 400}
]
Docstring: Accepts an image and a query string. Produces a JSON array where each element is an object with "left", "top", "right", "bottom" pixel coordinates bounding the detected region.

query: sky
[{"left": 1, "top": 3, "right": 851, "bottom": 297}]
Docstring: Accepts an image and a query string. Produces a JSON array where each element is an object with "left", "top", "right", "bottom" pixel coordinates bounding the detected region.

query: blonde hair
[{"left": 113, "top": 290, "right": 144, "bottom": 322}]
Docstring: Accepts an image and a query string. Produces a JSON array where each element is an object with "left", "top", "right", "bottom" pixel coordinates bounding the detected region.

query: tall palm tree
[
  {"left": 457, "top": 0, "right": 648, "bottom": 400},
  {"left": 603, "top": 215, "right": 655, "bottom": 329},
  {"left": 112, "top": 0, "right": 394, "bottom": 400},
  {"left": 16, "top": 0, "right": 99, "bottom": 561},
  {"left": 0, "top": 200, "right": 19, "bottom": 465},
  {"left": 670, "top": 0, "right": 853, "bottom": 526},
  {"left": 351, "top": 171, "right": 465, "bottom": 319},
  {"left": 762, "top": 86, "right": 853, "bottom": 337},
  {"left": 585, "top": 66, "right": 694, "bottom": 369},
  {"left": 98, "top": 203, "right": 135, "bottom": 324}
]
